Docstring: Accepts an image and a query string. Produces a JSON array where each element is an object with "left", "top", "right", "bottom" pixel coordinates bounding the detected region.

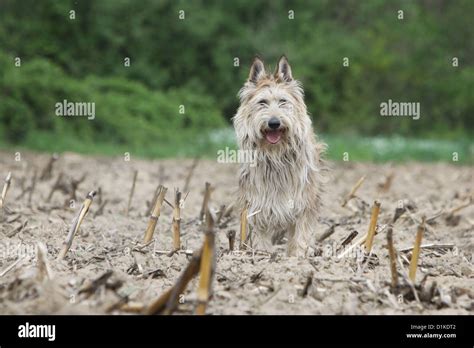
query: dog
[{"left": 233, "top": 56, "right": 326, "bottom": 257}]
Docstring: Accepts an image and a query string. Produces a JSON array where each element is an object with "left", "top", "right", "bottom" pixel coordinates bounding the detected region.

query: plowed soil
[{"left": 0, "top": 151, "right": 472, "bottom": 314}]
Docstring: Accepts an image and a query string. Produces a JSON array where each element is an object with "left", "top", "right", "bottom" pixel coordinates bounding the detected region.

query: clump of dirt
[{"left": 0, "top": 151, "right": 472, "bottom": 314}]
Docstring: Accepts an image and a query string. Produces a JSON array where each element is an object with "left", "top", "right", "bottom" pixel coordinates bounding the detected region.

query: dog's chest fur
[{"left": 239, "top": 149, "right": 316, "bottom": 231}]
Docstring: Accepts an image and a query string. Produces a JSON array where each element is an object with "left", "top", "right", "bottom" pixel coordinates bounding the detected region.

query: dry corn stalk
[
  {"left": 183, "top": 157, "right": 199, "bottom": 193},
  {"left": 144, "top": 185, "right": 167, "bottom": 243},
  {"left": 0, "top": 172, "right": 12, "bottom": 210},
  {"left": 318, "top": 224, "right": 337, "bottom": 242},
  {"left": 146, "top": 248, "right": 202, "bottom": 315},
  {"left": 40, "top": 153, "right": 58, "bottom": 180},
  {"left": 239, "top": 203, "right": 249, "bottom": 250},
  {"left": 196, "top": 209, "right": 216, "bottom": 315},
  {"left": 47, "top": 172, "right": 63, "bottom": 202},
  {"left": 216, "top": 204, "right": 226, "bottom": 224},
  {"left": 146, "top": 288, "right": 173, "bottom": 315},
  {"left": 166, "top": 250, "right": 203, "bottom": 314},
  {"left": 199, "top": 182, "right": 211, "bottom": 222},
  {"left": 223, "top": 203, "right": 234, "bottom": 218},
  {"left": 341, "top": 175, "right": 365, "bottom": 207},
  {"left": 446, "top": 196, "right": 473, "bottom": 216},
  {"left": 37, "top": 242, "right": 53, "bottom": 281},
  {"left": 119, "top": 302, "right": 145, "bottom": 313},
  {"left": 338, "top": 232, "right": 368, "bottom": 259},
  {"left": 378, "top": 172, "right": 394, "bottom": 192},
  {"left": 340, "top": 230, "right": 358, "bottom": 248},
  {"left": 68, "top": 173, "right": 86, "bottom": 204},
  {"left": 126, "top": 170, "right": 138, "bottom": 216},
  {"left": 0, "top": 255, "right": 28, "bottom": 277},
  {"left": 94, "top": 199, "right": 108, "bottom": 217},
  {"left": 146, "top": 184, "right": 162, "bottom": 216},
  {"left": 386, "top": 226, "right": 398, "bottom": 288},
  {"left": 399, "top": 243, "right": 454, "bottom": 253},
  {"left": 78, "top": 270, "right": 113, "bottom": 299},
  {"left": 409, "top": 217, "right": 426, "bottom": 282},
  {"left": 336, "top": 230, "right": 358, "bottom": 253},
  {"left": 158, "top": 164, "right": 165, "bottom": 183},
  {"left": 97, "top": 187, "right": 102, "bottom": 205},
  {"left": 165, "top": 248, "right": 202, "bottom": 315},
  {"left": 227, "top": 230, "right": 236, "bottom": 251},
  {"left": 28, "top": 169, "right": 38, "bottom": 205},
  {"left": 172, "top": 188, "right": 182, "bottom": 250},
  {"left": 364, "top": 200, "right": 381, "bottom": 253},
  {"left": 57, "top": 191, "right": 96, "bottom": 260}
]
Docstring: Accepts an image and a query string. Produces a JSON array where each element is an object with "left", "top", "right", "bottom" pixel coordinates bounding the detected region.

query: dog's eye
[
  {"left": 279, "top": 99, "right": 288, "bottom": 105},
  {"left": 257, "top": 99, "right": 268, "bottom": 106}
]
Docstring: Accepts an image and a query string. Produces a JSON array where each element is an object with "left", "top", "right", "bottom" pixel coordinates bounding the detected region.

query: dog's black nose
[{"left": 268, "top": 117, "right": 281, "bottom": 129}]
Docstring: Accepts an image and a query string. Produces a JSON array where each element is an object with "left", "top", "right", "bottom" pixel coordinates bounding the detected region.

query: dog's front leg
[
  {"left": 251, "top": 227, "right": 275, "bottom": 253},
  {"left": 287, "top": 213, "right": 314, "bottom": 257}
]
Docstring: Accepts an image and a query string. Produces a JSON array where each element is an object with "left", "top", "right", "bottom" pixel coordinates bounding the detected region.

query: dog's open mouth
[{"left": 264, "top": 129, "right": 284, "bottom": 144}]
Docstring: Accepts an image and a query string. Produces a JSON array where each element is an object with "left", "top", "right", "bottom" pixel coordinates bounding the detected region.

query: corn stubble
[
  {"left": 57, "top": 190, "right": 96, "bottom": 260},
  {"left": 143, "top": 185, "right": 168, "bottom": 244},
  {"left": 4, "top": 153, "right": 463, "bottom": 315}
]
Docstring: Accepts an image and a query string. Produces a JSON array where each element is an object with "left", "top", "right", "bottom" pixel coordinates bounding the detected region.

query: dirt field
[{"left": 0, "top": 150, "right": 472, "bottom": 315}]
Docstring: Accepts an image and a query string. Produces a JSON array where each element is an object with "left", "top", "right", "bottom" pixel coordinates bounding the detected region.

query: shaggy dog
[{"left": 233, "top": 56, "right": 326, "bottom": 257}]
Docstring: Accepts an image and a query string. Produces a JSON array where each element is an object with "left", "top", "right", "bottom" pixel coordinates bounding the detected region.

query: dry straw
[
  {"left": 216, "top": 204, "right": 226, "bottom": 224},
  {"left": 196, "top": 208, "right": 216, "bottom": 315},
  {"left": 409, "top": 217, "right": 426, "bottom": 282},
  {"left": 47, "top": 172, "right": 63, "bottom": 202},
  {"left": 183, "top": 157, "right": 199, "bottom": 193},
  {"left": 386, "top": 226, "right": 398, "bottom": 288},
  {"left": 57, "top": 190, "right": 96, "bottom": 260},
  {"left": 227, "top": 230, "right": 236, "bottom": 251},
  {"left": 27, "top": 169, "right": 38, "bottom": 205},
  {"left": 37, "top": 242, "right": 53, "bottom": 280},
  {"left": 0, "top": 172, "right": 12, "bottom": 210},
  {"left": 146, "top": 249, "right": 202, "bottom": 315},
  {"left": 341, "top": 175, "right": 365, "bottom": 207},
  {"left": 338, "top": 201, "right": 381, "bottom": 259},
  {"left": 39, "top": 153, "right": 58, "bottom": 180},
  {"left": 172, "top": 188, "right": 182, "bottom": 250},
  {"left": 364, "top": 200, "right": 381, "bottom": 253},
  {"left": 199, "top": 182, "right": 211, "bottom": 222},
  {"left": 126, "top": 170, "right": 138, "bottom": 216},
  {"left": 143, "top": 185, "right": 167, "bottom": 243},
  {"left": 146, "top": 184, "right": 162, "bottom": 216}
]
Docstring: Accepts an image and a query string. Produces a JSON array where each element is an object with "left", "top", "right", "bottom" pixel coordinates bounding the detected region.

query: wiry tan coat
[{"left": 233, "top": 56, "right": 326, "bottom": 256}]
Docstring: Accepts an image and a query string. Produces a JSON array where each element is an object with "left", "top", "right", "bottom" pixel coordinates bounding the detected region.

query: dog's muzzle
[{"left": 264, "top": 117, "right": 284, "bottom": 144}]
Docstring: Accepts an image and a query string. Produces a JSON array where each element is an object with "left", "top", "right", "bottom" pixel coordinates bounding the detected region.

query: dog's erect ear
[
  {"left": 248, "top": 56, "right": 265, "bottom": 83},
  {"left": 275, "top": 55, "right": 293, "bottom": 82}
]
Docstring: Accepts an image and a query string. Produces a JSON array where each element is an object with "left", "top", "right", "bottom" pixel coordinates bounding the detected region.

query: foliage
[{"left": 0, "top": 0, "right": 472, "bottom": 155}]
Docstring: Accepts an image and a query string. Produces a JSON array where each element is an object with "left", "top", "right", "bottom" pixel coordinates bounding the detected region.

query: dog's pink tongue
[{"left": 265, "top": 130, "right": 281, "bottom": 144}]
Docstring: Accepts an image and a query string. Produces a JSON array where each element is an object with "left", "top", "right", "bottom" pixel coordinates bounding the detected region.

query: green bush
[
  {"left": 0, "top": 0, "right": 472, "bottom": 148},
  {"left": 0, "top": 98, "right": 33, "bottom": 143},
  {"left": 0, "top": 51, "right": 225, "bottom": 147}
]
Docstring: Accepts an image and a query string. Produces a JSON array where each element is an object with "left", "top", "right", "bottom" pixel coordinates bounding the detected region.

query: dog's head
[{"left": 233, "top": 56, "right": 312, "bottom": 151}]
